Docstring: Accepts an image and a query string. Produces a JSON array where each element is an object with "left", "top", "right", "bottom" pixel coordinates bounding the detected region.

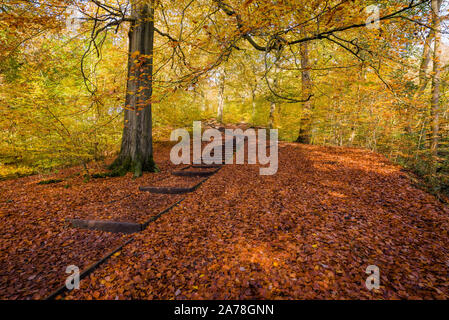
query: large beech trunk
[{"left": 111, "top": 1, "right": 157, "bottom": 177}]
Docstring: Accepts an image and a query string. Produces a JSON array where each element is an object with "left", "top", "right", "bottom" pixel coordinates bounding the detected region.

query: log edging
[
  {"left": 45, "top": 237, "right": 134, "bottom": 300},
  {"left": 138, "top": 177, "right": 208, "bottom": 194}
]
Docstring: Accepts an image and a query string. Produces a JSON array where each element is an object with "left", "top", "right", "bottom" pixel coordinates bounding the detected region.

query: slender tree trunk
[
  {"left": 268, "top": 59, "right": 280, "bottom": 129},
  {"left": 217, "top": 70, "right": 225, "bottom": 123},
  {"left": 405, "top": 25, "right": 435, "bottom": 134},
  {"left": 110, "top": 1, "right": 157, "bottom": 177},
  {"left": 296, "top": 39, "right": 312, "bottom": 143},
  {"left": 268, "top": 101, "right": 275, "bottom": 129},
  {"left": 430, "top": 0, "right": 442, "bottom": 172},
  {"left": 200, "top": 90, "right": 206, "bottom": 112},
  {"left": 251, "top": 87, "right": 256, "bottom": 120},
  {"left": 415, "top": 29, "right": 434, "bottom": 97}
]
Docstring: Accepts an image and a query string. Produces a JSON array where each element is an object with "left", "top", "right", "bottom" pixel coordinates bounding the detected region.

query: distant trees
[{"left": 213, "top": 0, "right": 432, "bottom": 142}]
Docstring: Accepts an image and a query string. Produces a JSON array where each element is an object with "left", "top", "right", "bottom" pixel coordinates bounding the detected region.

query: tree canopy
[{"left": 0, "top": 0, "right": 448, "bottom": 190}]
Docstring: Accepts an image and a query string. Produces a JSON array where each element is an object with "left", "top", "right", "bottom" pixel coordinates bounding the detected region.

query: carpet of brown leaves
[
  {"left": 0, "top": 142, "right": 183, "bottom": 299},
  {"left": 55, "top": 143, "right": 449, "bottom": 300},
  {"left": 2, "top": 141, "right": 449, "bottom": 299}
]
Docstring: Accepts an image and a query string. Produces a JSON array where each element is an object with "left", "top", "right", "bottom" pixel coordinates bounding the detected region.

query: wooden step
[
  {"left": 192, "top": 164, "right": 222, "bottom": 168},
  {"left": 67, "top": 218, "right": 142, "bottom": 234},
  {"left": 139, "top": 185, "right": 198, "bottom": 194},
  {"left": 172, "top": 168, "right": 219, "bottom": 177}
]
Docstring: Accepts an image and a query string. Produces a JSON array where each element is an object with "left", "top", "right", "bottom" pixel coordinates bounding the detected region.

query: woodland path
[{"left": 1, "top": 141, "right": 449, "bottom": 299}]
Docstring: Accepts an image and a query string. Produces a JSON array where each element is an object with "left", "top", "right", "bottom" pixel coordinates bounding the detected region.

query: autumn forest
[{"left": 1, "top": 0, "right": 449, "bottom": 302}]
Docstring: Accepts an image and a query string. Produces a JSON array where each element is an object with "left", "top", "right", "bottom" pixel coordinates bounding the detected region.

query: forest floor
[{"left": 1, "top": 141, "right": 449, "bottom": 299}]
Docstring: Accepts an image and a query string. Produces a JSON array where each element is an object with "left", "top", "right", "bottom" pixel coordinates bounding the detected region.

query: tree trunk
[
  {"left": 200, "top": 90, "right": 206, "bottom": 112},
  {"left": 268, "top": 58, "right": 280, "bottom": 129},
  {"left": 296, "top": 38, "right": 312, "bottom": 143},
  {"left": 217, "top": 70, "right": 225, "bottom": 123},
  {"left": 251, "top": 87, "right": 256, "bottom": 120},
  {"left": 415, "top": 29, "right": 434, "bottom": 97},
  {"left": 405, "top": 23, "right": 435, "bottom": 134},
  {"left": 430, "top": 0, "right": 442, "bottom": 172},
  {"left": 268, "top": 101, "right": 275, "bottom": 129},
  {"left": 110, "top": 1, "right": 157, "bottom": 177}
]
